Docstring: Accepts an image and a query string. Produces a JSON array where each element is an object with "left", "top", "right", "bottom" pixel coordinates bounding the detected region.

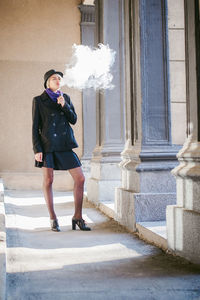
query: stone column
[
  {"left": 115, "top": 0, "right": 179, "bottom": 230},
  {"left": 135, "top": 0, "right": 180, "bottom": 221},
  {"left": 78, "top": 4, "right": 96, "bottom": 184},
  {"left": 87, "top": 0, "right": 126, "bottom": 204},
  {"left": 166, "top": 0, "right": 200, "bottom": 264}
]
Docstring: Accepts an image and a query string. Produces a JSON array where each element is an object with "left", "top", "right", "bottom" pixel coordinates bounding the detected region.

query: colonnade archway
[{"left": 80, "top": 0, "right": 200, "bottom": 264}]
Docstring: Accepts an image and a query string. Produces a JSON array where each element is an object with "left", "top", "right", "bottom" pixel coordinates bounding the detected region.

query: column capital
[{"left": 78, "top": 4, "right": 95, "bottom": 26}]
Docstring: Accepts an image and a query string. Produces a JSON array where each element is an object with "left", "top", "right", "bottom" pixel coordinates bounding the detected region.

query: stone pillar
[
  {"left": 115, "top": 0, "right": 179, "bottom": 230},
  {"left": 87, "top": 0, "right": 125, "bottom": 204},
  {"left": 136, "top": 0, "right": 179, "bottom": 221},
  {"left": 78, "top": 4, "right": 96, "bottom": 184},
  {"left": 166, "top": 0, "right": 200, "bottom": 264}
]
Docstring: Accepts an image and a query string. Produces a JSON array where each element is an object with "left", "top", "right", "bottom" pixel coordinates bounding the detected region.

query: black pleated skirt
[{"left": 35, "top": 150, "right": 81, "bottom": 170}]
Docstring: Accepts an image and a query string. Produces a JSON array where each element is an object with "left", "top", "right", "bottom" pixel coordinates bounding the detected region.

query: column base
[
  {"left": 87, "top": 177, "right": 121, "bottom": 204},
  {"left": 115, "top": 187, "right": 176, "bottom": 229},
  {"left": 116, "top": 141, "right": 178, "bottom": 228},
  {"left": 167, "top": 205, "right": 200, "bottom": 264},
  {"left": 166, "top": 139, "right": 200, "bottom": 264},
  {"left": 115, "top": 188, "right": 136, "bottom": 231},
  {"left": 87, "top": 153, "right": 122, "bottom": 204},
  {"left": 81, "top": 158, "right": 91, "bottom": 189}
]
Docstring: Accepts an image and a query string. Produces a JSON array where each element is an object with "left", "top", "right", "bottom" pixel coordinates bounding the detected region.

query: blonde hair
[{"left": 46, "top": 78, "right": 50, "bottom": 89}]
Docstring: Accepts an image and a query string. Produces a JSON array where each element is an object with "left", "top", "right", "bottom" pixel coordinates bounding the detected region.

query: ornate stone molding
[
  {"left": 119, "top": 139, "right": 141, "bottom": 170},
  {"left": 172, "top": 134, "right": 200, "bottom": 179},
  {"left": 79, "top": 4, "right": 95, "bottom": 25}
]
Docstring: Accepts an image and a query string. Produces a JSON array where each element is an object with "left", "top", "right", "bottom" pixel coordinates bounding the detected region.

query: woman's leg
[
  {"left": 68, "top": 167, "right": 85, "bottom": 219},
  {"left": 42, "top": 167, "right": 57, "bottom": 220}
]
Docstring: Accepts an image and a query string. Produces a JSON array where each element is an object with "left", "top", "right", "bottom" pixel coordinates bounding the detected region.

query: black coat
[{"left": 32, "top": 91, "right": 78, "bottom": 154}]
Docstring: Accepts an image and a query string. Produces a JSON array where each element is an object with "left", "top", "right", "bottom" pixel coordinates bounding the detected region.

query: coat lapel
[{"left": 40, "top": 91, "right": 60, "bottom": 110}]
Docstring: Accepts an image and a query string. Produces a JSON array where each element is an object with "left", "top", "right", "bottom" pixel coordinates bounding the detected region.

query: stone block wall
[{"left": 168, "top": 0, "right": 187, "bottom": 144}]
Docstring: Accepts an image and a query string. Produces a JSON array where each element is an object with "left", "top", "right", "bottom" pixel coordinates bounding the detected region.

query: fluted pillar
[
  {"left": 87, "top": 0, "right": 126, "bottom": 204},
  {"left": 115, "top": 0, "right": 179, "bottom": 230},
  {"left": 166, "top": 0, "right": 200, "bottom": 264},
  {"left": 79, "top": 4, "right": 96, "bottom": 183}
]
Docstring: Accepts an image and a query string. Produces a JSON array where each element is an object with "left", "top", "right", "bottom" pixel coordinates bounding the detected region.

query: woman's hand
[
  {"left": 57, "top": 96, "right": 65, "bottom": 107},
  {"left": 35, "top": 152, "right": 43, "bottom": 162}
]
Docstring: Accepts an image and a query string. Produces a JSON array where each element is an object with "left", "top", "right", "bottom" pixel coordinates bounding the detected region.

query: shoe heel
[{"left": 72, "top": 219, "right": 76, "bottom": 230}]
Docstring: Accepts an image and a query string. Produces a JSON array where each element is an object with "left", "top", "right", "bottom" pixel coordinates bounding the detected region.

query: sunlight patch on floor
[
  {"left": 5, "top": 193, "right": 74, "bottom": 206},
  {"left": 6, "top": 214, "right": 93, "bottom": 230},
  {"left": 6, "top": 243, "right": 142, "bottom": 273}
]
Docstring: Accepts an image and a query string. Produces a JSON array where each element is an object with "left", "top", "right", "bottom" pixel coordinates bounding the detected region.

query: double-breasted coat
[{"left": 32, "top": 91, "right": 78, "bottom": 154}]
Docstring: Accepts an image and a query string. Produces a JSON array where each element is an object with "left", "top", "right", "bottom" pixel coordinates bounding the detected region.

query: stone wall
[
  {"left": 0, "top": 0, "right": 82, "bottom": 190},
  {"left": 168, "top": 0, "right": 187, "bottom": 144}
]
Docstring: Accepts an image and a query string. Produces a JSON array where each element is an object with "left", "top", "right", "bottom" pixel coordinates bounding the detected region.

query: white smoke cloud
[{"left": 62, "top": 44, "right": 116, "bottom": 90}]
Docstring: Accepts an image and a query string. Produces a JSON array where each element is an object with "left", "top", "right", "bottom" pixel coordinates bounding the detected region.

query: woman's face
[{"left": 48, "top": 74, "right": 62, "bottom": 91}]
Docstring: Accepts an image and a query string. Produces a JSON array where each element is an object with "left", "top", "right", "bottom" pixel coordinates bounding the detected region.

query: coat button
[
  {"left": 60, "top": 112, "right": 64, "bottom": 115},
  {"left": 53, "top": 133, "right": 57, "bottom": 137},
  {"left": 51, "top": 113, "right": 55, "bottom": 116},
  {"left": 53, "top": 122, "right": 56, "bottom": 126}
]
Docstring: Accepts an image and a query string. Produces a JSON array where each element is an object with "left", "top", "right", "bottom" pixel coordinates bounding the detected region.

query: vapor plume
[{"left": 62, "top": 44, "right": 116, "bottom": 90}]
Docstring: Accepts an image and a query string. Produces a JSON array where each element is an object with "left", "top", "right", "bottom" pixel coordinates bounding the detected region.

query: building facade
[
  {"left": 81, "top": 0, "right": 200, "bottom": 263},
  {"left": 0, "top": 0, "right": 199, "bottom": 263}
]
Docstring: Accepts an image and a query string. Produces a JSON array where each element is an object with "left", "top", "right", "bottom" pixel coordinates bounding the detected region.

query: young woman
[{"left": 32, "top": 69, "right": 91, "bottom": 232}]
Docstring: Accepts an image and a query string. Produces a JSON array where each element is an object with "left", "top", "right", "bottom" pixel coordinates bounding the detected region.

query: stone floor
[{"left": 4, "top": 190, "right": 200, "bottom": 300}]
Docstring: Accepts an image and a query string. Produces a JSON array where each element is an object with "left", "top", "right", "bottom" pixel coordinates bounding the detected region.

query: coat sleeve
[
  {"left": 61, "top": 94, "right": 77, "bottom": 125},
  {"left": 32, "top": 97, "right": 43, "bottom": 154}
]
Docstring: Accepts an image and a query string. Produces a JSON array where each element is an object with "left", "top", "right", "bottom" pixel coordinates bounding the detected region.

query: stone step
[
  {"left": 136, "top": 221, "right": 167, "bottom": 251},
  {"left": 94, "top": 199, "right": 168, "bottom": 251}
]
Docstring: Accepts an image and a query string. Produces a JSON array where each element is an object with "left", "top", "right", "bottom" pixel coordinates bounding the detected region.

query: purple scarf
[{"left": 45, "top": 88, "right": 63, "bottom": 103}]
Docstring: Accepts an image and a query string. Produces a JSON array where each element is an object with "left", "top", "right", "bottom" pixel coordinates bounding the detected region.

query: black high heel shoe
[
  {"left": 72, "top": 218, "right": 91, "bottom": 231},
  {"left": 50, "top": 219, "right": 61, "bottom": 232}
]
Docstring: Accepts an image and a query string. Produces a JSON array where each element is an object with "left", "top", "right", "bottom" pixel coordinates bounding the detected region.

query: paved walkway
[{"left": 4, "top": 190, "right": 200, "bottom": 300}]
